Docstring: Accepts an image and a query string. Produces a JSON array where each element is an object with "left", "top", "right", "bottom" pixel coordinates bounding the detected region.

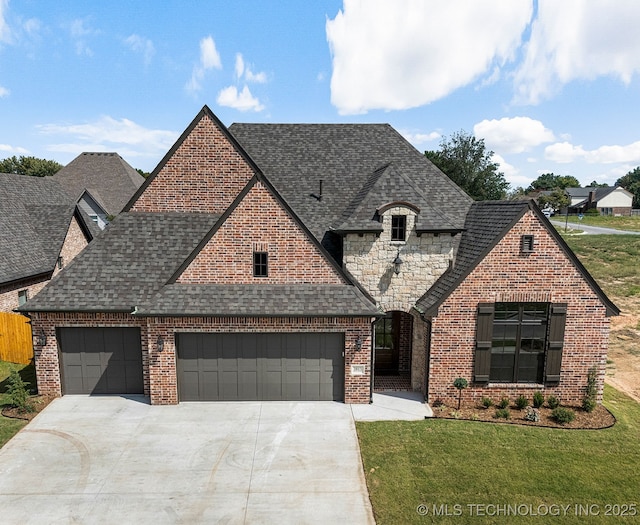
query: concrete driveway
[{"left": 0, "top": 396, "right": 375, "bottom": 524}]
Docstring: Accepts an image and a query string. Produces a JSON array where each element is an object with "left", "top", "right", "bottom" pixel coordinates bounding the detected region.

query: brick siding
[
  {"left": 31, "top": 313, "right": 373, "bottom": 405},
  {"left": 130, "top": 113, "right": 256, "bottom": 214},
  {"left": 427, "top": 210, "right": 610, "bottom": 407},
  {"left": 177, "top": 182, "right": 345, "bottom": 284}
]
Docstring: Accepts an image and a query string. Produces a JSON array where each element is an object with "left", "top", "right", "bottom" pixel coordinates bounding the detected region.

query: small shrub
[
  {"left": 551, "top": 407, "right": 576, "bottom": 425},
  {"left": 470, "top": 413, "right": 480, "bottom": 421},
  {"left": 532, "top": 391, "right": 545, "bottom": 408},
  {"left": 524, "top": 406, "right": 540, "bottom": 422},
  {"left": 453, "top": 377, "right": 468, "bottom": 410},
  {"left": 515, "top": 395, "right": 528, "bottom": 410},
  {"left": 582, "top": 366, "right": 598, "bottom": 413},
  {"left": 450, "top": 410, "right": 460, "bottom": 419},
  {"left": 5, "top": 369, "right": 35, "bottom": 413},
  {"left": 582, "top": 398, "right": 597, "bottom": 413},
  {"left": 498, "top": 397, "right": 510, "bottom": 409},
  {"left": 585, "top": 208, "right": 600, "bottom": 216},
  {"left": 494, "top": 408, "right": 511, "bottom": 419},
  {"left": 547, "top": 395, "right": 560, "bottom": 409},
  {"left": 481, "top": 397, "right": 493, "bottom": 409}
]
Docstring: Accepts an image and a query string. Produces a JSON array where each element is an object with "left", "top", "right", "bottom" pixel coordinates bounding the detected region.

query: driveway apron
[{"left": 0, "top": 396, "right": 375, "bottom": 524}]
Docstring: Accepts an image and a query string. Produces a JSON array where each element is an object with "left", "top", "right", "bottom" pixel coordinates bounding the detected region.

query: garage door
[
  {"left": 177, "top": 333, "right": 344, "bottom": 401},
  {"left": 58, "top": 327, "right": 143, "bottom": 395}
]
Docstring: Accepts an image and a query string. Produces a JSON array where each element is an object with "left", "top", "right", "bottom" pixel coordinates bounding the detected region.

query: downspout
[
  {"left": 370, "top": 319, "right": 376, "bottom": 404},
  {"left": 424, "top": 318, "right": 432, "bottom": 403}
]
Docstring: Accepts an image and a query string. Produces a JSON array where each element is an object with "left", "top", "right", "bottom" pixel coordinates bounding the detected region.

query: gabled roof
[
  {"left": 19, "top": 212, "right": 220, "bottom": 312},
  {"left": 54, "top": 152, "right": 144, "bottom": 215},
  {"left": 415, "top": 200, "right": 619, "bottom": 317},
  {"left": 0, "top": 173, "right": 91, "bottom": 286},
  {"left": 567, "top": 186, "right": 633, "bottom": 207},
  {"left": 229, "top": 123, "right": 472, "bottom": 242}
]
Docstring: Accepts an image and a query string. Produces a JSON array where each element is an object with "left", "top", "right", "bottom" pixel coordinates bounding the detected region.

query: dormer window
[
  {"left": 253, "top": 252, "right": 268, "bottom": 277},
  {"left": 391, "top": 215, "right": 406, "bottom": 241}
]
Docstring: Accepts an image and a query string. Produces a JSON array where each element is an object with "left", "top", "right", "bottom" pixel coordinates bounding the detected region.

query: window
[
  {"left": 18, "top": 289, "right": 28, "bottom": 306},
  {"left": 490, "top": 303, "right": 548, "bottom": 383},
  {"left": 89, "top": 214, "right": 99, "bottom": 224},
  {"left": 375, "top": 315, "right": 394, "bottom": 352},
  {"left": 253, "top": 252, "right": 268, "bottom": 277},
  {"left": 475, "top": 302, "right": 567, "bottom": 385},
  {"left": 391, "top": 215, "right": 406, "bottom": 241},
  {"left": 521, "top": 235, "right": 534, "bottom": 253},
  {"left": 601, "top": 207, "right": 613, "bottom": 216}
]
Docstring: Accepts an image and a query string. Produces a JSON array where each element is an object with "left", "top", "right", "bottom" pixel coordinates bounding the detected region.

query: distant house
[
  {"left": 566, "top": 186, "right": 634, "bottom": 216},
  {"left": 21, "top": 106, "right": 618, "bottom": 410},
  {"left": 54, "top": 152, "right": 145, "bottom": 229},
  {"left": 0, "top": 173, "right": 96, "bottom": 313}
]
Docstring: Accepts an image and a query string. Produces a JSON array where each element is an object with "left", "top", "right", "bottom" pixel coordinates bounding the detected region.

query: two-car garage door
[{"left": 177, "top": 332, "right": 344, "bottom": 401}]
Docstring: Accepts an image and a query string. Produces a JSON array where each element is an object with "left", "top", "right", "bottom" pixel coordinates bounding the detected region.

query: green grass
[
  {"left": 562, "top": 235, "right": 640, "bottom": 297},
  {"left": 357, "top": 385, "right": 640, "bottom": 524},
  {"left": 0, "top": 361, "right": 36, "bottom": 448},
  {"left": 559, "top": 215, "right": 640, "bottom": 232}
]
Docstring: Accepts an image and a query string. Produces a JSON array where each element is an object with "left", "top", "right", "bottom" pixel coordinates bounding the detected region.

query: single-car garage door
[
  {"left": 58, "top": 327, "right": 143, "bottom": 395},
  {"left": 177, "top": 333, "right": 344, "bottom": 401}
]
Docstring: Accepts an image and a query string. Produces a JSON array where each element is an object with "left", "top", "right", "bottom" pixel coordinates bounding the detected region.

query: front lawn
[
  {"left": 0, "top": 361, "right": 36, "bottom": 448},
  {"left": 559, "top": 215, "right": 640, "bottom": 232},
  {"left": 357, "top": 385, "right": 640, "bottom": 524}
]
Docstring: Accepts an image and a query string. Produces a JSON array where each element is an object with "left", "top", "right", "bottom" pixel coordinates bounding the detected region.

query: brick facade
[
  {"left": 426, "top": 210, "right": 610, "bottom": 407},
  {"left": 31, "top": 312, "right": 372, "bottom": 405},
  {"left": 177, "top": 182, "right": 345, "bottom": 285},
  {"left": 0, "top": 216, "right": 88, "bottom": 312},
  {"left": 130, "top": 112, "right": 256, "bottom": 214}
]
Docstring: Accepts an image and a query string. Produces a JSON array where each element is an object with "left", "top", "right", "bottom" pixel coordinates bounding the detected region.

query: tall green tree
[
  {"left": 616, "top": 166, "right": 640, "bottom": 208},
  {"left": 526, "top": 173, "right": 580, "bottom": 193},
  {"left": 425, "top": 130, "right": 509, "bottom": 200},
  {"left": 538, "top": 188, "right": 570, "bottom": 212},
  {"left": 0, "top": 155, "right": 63, "bottom": 177},
  {"left": 587, "top": 180, "right": 609, "bottom": 188}
]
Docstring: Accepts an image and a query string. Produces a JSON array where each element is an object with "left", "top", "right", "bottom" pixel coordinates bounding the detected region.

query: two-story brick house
[{"left": 20, "top": 106, "right": 618, "bottom": 407}]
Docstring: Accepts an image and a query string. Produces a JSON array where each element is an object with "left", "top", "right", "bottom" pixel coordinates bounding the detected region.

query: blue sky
[{"left": 2, "top": 0, "right": 640, "bottom": 190}]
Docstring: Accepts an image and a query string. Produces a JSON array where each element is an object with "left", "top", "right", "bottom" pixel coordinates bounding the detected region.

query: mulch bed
[
  {"left": 1, "top": 395, "right": 56, "bottom": 421},
  {"left": 432, "top": 403, "right": 615, "bottom": 429}
]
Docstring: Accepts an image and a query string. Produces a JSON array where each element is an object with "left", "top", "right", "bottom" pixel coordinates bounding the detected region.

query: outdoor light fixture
[
  {"left": 355, "top": 336, "right": 363, "bottom": 351},
  {"left": 393, "top": 250, "right": 403, "bottom": 275},
  {"left": 156, "top": 335, "right": 165, "bottom": 353},
  {"left": 32, "top": 329, "right": 47, "bottom": 347}
]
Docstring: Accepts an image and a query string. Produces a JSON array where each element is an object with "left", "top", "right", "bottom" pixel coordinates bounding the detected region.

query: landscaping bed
[{"left": 1, "top": 394, "right": 55, "bottom": 421}]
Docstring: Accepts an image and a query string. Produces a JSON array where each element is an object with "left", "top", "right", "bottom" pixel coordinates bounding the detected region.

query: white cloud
[
  {"left": 474, "top": 117, "right": 555, "bottom": 154},
  {"left": 124, "top": 34, "right": 155, "bottom": 65},
  {"left": 67, "top": 18, "right": 99, "bottom": 57},
  {"left": 545, "top": 139, "right": 640, "bottom": 165},
  {"left": 326, "top": 0, "right": 533, "bottom": 114},
  {"left": 492, "top": 153, "right": 527, "bottom": 186},
  {"left": 0, "top": 143, "right": 29, "bottom": 154},
  {"left": 185, "top": 35, "right": 222, "bottom": 93},
  {"left": 0, "top": 0, "right": 11, "bottom": 44},
  {"left": 234, "top": 53, "right": 266, "bottom": 83},
  {"left": 514, "top": 0, "right": 640, "bottom": 104},
  {"left": 217, "top": 85, "right": 264, "bottom": 112},
  {"left": 37, "top": 115, "right": 178, "bottom": 160},
  {"left": 400, "top": 130, "right": 440, "bottom": 146},
  {"left": 0, "top": 85, "right": 8, "bottom": 97}
]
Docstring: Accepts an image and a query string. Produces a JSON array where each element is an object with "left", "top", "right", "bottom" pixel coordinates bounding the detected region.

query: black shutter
[
  {"left": 474, "top": 303, "right": 494, "bottom": 383},
  {"left": 545, "top": 303, "right": 567, "bottom": 383}
]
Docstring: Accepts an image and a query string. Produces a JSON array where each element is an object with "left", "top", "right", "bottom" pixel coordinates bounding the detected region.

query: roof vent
[{"left": 310, "top": 179, "right": 323, "bottom": 201}]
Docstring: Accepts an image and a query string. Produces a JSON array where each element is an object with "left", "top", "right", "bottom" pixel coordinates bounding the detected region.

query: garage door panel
[
  {"left": 177, "top": 332, "right": 344, "bottom": 401},
  {"left": 59, "top": 328, "right": 143, "bottom": 395}
]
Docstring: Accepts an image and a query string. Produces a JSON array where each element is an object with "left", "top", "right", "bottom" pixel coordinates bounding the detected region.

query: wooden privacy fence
[{"left": 0, "top": 312, "right": 34, "bottom": 364}]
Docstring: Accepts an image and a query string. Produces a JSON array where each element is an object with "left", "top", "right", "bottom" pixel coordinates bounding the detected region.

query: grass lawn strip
[
  {"left": 559, "top": 215, "right": 640, "bottom": 232},
  {"left": 357, "top": 385, "right": 640, "bottom": 524}
]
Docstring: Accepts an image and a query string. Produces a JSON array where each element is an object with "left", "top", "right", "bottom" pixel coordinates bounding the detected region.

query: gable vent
[{"left": 521, "top": 234, "right": 535, "bottom": 253}]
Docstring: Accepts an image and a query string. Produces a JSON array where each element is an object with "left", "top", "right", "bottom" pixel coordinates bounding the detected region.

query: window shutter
[
  {"left": 474, "top": 303, "right": 494, "bottom": 383},
  {"left": 545, "top": 303, "right": 567, "bottom": 383}
]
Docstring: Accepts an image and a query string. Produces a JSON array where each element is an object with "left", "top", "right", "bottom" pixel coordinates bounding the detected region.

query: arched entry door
[{"left": 374, "top": 311, "right": 413, "bottom": 376}]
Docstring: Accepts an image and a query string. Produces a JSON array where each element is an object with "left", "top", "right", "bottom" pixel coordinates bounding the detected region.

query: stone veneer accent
[
  {"left": 426, "top": 210, "right": 610, "bottom": 407},
  {"left": 343, "top": 206, "right": 454, "bottom": 312},
  {"left": 31, "top": 313, "right": 373, "bottom": 405},
  {"left": 177, "top": 182, "right": 345, "bottom": 285},
  {"left": 0, "top": 216, "right": 88, "bottom": 312}
]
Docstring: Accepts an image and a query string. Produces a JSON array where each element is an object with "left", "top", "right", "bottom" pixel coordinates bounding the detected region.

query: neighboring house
[
  {"left": 0, "top": 173, "right": 95, "bottom": 313},
  {"left": 54, "top": 152, "right": 145, "bottom": 229},
  {"left": 566, "top": 186, "right": 634, "bottom": 216},
  {"left": 20, "top": 106, "right": 618, "bottom": 408}
]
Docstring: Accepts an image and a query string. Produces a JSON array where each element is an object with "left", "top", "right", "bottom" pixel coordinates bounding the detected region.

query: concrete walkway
[
  {"left": 0, "top": 396, "right": 376, "bottom": 524},
  {"left": 352, "top": 391, "right": 432, "bottom": 421}
]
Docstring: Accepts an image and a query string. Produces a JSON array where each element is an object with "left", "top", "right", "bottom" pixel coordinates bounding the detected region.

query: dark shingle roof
[
  {"left": 20, "top": 212, "right": 219, "bottom": 312},
  {"left": 416, "top": 201, "right": 619, "bottom": 316},
  {"left": 229, "top": 123, "right": 472, "bottom": 242},
  {"left": 0, "top": 173, "right": 79, "bottom": 285},
  {"left": 54, "top": 152, "right": 145, "bottom": 215},
  {"left": 136, "top": 284, "right": 381, "bottom": 317}
]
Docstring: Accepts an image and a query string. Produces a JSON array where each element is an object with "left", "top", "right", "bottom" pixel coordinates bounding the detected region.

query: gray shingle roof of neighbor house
[
  {"left": 54, "top": 152, "right": 145, "bottom": 215},
  {"left": 415, "top": 200, "right": 619, "bottom": 317},
  {"left": 135, "top": 284, "right": 382, "bottom": 317},
  {"left": 229, "top": 123, "right": 473, "bottom": 242},
  {"left": 19, "top": 212, "right": 220, "bottom": 312},
  {"left": 0, "top": 173, "right": 93, "bottom": 285},
  {"left": 567, "top": 186, "right": 631, "bottom": 207}
]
